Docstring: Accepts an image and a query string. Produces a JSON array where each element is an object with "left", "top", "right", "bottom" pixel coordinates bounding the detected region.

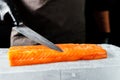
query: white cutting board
[{"left": 0, "top": 44, "right": 120, "bottom": 80}]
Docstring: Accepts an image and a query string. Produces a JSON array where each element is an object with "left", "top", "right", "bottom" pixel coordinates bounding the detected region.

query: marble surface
[{"left": 0, "top": 44, "right": 120, "bottom": 80}]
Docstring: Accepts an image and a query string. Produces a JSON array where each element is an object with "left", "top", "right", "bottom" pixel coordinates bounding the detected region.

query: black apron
[{"left": 11, "top": 0, "right": 85, "bottom": 46}]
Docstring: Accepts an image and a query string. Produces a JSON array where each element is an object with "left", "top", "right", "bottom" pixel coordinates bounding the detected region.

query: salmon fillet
[{"left": 7, "top": 43, "right": 107, "bottom": 66}]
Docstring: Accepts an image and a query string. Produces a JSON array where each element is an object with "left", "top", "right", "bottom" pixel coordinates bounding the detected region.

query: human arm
[
  {"left": 94, "top": 10, "right": 110, "bottom": 33},
  {"left": 93, "top": 0, "right": 112, "bottom": 43}
]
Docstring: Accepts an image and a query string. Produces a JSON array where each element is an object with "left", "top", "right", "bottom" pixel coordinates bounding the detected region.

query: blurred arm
[{"left": 94, "top": 10, "right": 110, "bottom": 33}]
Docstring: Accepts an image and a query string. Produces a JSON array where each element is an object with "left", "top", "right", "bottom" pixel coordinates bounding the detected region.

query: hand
[
  {"left": 100, "top": 32, "right": 111, "bottom": 43},
  {"left": 86, "top": 32, "right": 111, "bottom": 44},
  {"left": 95, "top": 32, "right": 111, "bottom": 44},
  {"left": 0, "top": 0, "right": 15, "bottom": 21}
]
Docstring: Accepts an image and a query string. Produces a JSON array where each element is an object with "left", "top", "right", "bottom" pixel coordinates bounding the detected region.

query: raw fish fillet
[{"left": 7, "top": 44, "right": 107, "bottom": 66}]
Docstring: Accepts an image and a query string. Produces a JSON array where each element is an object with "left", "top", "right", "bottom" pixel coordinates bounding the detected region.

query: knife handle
[{"left": 6, "top": 0, "right": 23, "bottom": 26}]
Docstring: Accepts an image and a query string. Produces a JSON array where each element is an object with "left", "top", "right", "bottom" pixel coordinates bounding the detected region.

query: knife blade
[
  {"left": 13, "top": 23, "right": 63, "bottom": 52},
  {"left": 6, "top": 0, "right": 63, "bottom": 52}
]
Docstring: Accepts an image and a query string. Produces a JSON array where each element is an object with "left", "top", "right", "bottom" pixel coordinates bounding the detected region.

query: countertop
[{"left": 0, "top": 44, "right": 120, "bottom": 80}]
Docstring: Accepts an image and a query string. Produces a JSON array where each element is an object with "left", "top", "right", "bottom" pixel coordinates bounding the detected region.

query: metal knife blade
[
  {"left": 13, "top": 23, "right": 63, "bottom": 52},
  {"left": 6, "top": 0, "right": 63, "bottom": 52}
]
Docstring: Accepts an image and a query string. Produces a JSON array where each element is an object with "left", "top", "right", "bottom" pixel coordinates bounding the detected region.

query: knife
[{"left": 6, "top": 0, "right": 63, "bottom": 52}]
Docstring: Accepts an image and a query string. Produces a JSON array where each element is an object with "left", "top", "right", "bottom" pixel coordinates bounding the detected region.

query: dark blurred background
[
  {"left": 85, "top": 0, "right": 120, "bottom": 47},
  {"left": 0, "top": 0, "right": 120, "bottom": 48},
  {"left": 0, "top": 13, "right": 13, "bottom": 48}
]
